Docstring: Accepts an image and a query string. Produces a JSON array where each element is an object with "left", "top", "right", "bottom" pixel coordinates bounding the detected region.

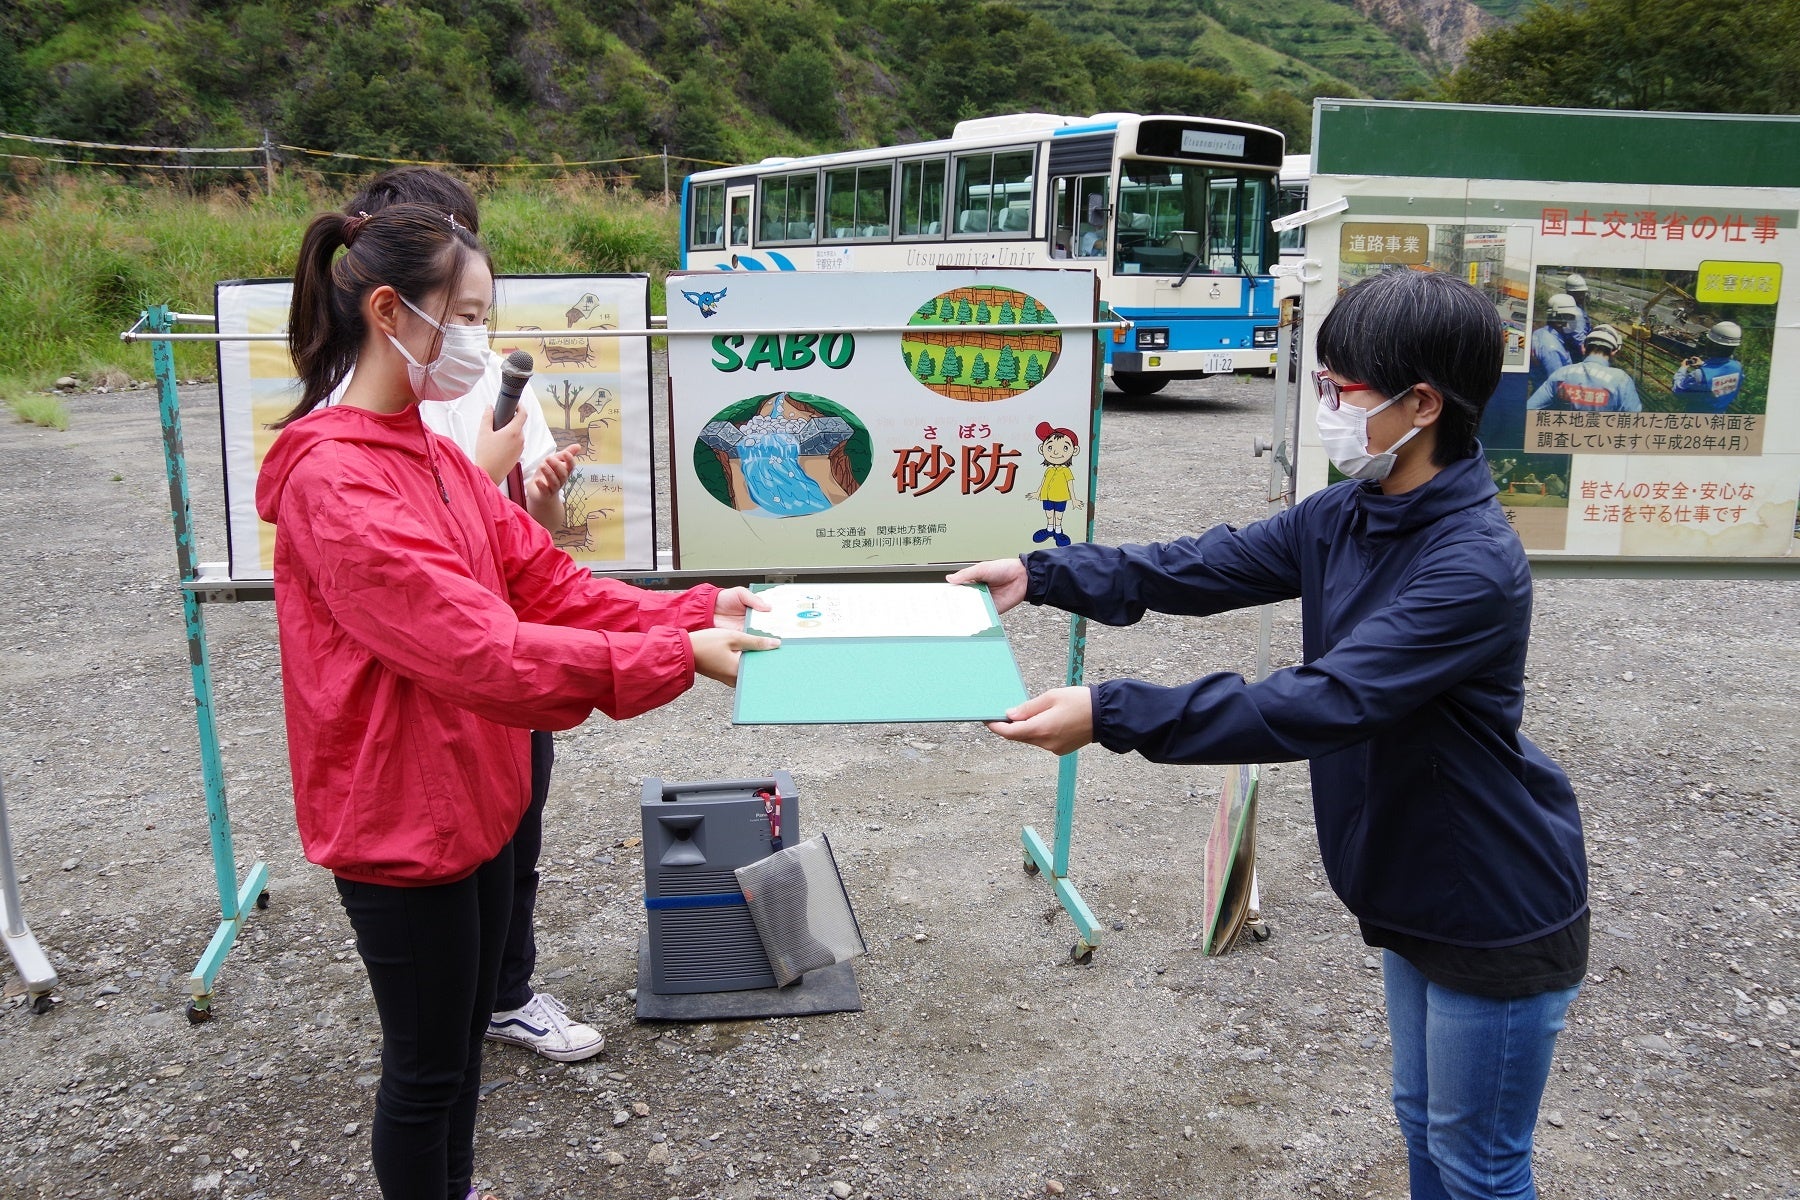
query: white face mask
[
  {"left": 1317, "top": 389, "right": 1422, "bottom": 482},
  {"left": 387, "top": 293, "right": 489, "bottom": 402}
]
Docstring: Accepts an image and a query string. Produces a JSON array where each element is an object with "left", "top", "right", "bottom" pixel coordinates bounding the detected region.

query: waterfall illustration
[
  {"left": 696, "top": 392, "right": 862, "bottom": 517},
  {"left": 737, "top": 410, "right": 832, "bottom": 516}
]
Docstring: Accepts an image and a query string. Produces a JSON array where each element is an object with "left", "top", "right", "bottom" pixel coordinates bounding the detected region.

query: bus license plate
[{"left": 1202, "top": 353, "right": 1235, "bottom": 374}]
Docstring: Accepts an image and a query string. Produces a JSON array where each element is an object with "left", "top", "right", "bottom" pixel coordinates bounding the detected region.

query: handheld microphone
[{"left": 493, "top": 349, "right": 534, "bottom": 430}]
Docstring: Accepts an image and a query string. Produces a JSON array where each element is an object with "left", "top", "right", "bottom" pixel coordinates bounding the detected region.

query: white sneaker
[{"left": 486, "top": 992, "right": 604, "bottom": 1062}]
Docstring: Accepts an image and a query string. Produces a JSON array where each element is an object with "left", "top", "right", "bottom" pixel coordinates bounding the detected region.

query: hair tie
[{"left": 343, "top": 211, "right": 372, "bottom": 246}]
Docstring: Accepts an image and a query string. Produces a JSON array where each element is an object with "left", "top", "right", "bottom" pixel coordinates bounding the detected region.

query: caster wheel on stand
[
  {"left": 186, "top": 1000, "right": 213, "bottom": 1025},
  {"left": 30, "top": 993, "right": 55, "bottom": 1016},
  {"left": 256, "top": 890, "right": 270, "bottom": 911},
  {"left": 1069, "top": 942, "right": 1094, "bottom": 966},
  {"left": 1022, "top": 858, "right": 1040, "bottom": 876}
]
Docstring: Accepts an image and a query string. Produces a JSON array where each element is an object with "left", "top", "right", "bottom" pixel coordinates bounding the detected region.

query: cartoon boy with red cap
[{"left": 1028, "top": 421, "right": 1085, "bottom": 546}]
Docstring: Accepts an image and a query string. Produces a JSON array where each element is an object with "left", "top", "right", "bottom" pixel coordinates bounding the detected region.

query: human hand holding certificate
[{"left": 733, "top": 583, "right": 1028, "bottom": 725}]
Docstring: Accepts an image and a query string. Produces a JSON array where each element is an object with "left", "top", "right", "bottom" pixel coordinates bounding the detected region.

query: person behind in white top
[{"left": 330, "top": 168, "right": 600, "bottom": 1065}]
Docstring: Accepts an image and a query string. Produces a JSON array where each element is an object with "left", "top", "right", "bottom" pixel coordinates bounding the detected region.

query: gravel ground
[{"left": 1, "top": 367, "right": 1796, "bottom": 1200}]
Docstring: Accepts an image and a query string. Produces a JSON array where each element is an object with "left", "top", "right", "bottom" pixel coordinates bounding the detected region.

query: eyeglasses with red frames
[{"left": 1312, "top": 370, "right": 1381, "bottom": 412}]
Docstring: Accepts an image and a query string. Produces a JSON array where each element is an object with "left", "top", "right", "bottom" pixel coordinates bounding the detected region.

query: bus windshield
[{"left": 1111, "top": 160, "right": 1273, "bottom": 277}]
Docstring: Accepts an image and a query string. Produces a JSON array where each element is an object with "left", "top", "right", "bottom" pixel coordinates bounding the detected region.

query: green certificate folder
[{"left": 732, "top": 582, "right": 1029, "bottom": 725}]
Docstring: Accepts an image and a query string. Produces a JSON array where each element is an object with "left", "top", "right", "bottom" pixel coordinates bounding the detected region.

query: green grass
[
  {"left": 6, "top": 394, "right": 71, "bottom": 430},
  {"left": 0, "top": 173, "right": 681, "bottom": 399}
]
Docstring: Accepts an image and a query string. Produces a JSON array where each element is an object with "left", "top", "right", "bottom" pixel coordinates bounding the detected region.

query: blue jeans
[{"left": 1383, "top": 950, "right": 1578, "bottom": 1200}]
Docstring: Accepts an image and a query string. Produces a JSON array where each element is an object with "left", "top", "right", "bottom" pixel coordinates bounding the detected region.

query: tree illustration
[
  {"left": 976, "top": 300, "right": 992, "bottom": 323},
  {"left": 970, "top": 353, "right": 990, "bottom": 386},
  {"left": 543, "top": 380, "right": 587, "bottom": 431},
  {"left": 915, "top": 349, "right": 937, "bottom": 382},
  {"left": 1021, "top": 296, "right": 1040, "bottom": 324},
  {"left": 956, "top": 298, "right": 973, "bottom": 323},
  {"left": 998, "top": 301, "right": 1016, "bottom": 325},
  {"left": 940, "top": 345, "right": 964, "bottom": 383},
  {"left": 1034, "top": 303, "right": 1057, "bottom": 326},
  {"left": 915, "top": 300, "right": 936, "bottom": 319},
  {"left": 995, "top": 343, "right": 1020, "bottom": 388},
  {"left": 1024, "top": 353, "right": 1044, "bottom": 386},
  {"left": 903, "top": 349, "right": 914, "bottom": 373},
  {"left": 937, "top": 297, "right": 955, "bottom": 320}
]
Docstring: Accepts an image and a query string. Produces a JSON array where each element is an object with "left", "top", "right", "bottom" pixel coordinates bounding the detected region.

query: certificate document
[{"left": 734, "top": 583, "right": 1028, "bottom": 725}]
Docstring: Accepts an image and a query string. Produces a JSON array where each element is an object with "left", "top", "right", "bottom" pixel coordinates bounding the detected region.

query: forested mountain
[{"left": 0, "top": 0, "right": 1488, "bottom": 172}]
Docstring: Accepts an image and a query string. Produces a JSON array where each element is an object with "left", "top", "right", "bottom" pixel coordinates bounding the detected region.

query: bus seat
[
  {"left": 958, "top": 210, "right": 989, "bottom": 233},
  {"left": 926, "top": 220, "right": 942, "bottom": 234},
  {"left": 787, "top": 220, "right": 813, "bottom": 239},
  {"left": 997, "top": 206, "right": 1028, "bottom": 232}
]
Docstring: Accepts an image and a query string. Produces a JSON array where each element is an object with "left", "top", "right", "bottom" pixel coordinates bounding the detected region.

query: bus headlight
[
  {"left": 1252, "top": 325, "right": 1278, "bottom": 347},
  {"left": 1136, "top": 327, "right": 1169, "bottom": 350}
]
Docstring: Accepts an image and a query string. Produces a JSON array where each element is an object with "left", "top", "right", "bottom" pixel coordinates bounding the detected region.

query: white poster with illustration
[
  {"left": 217, "top": 275, "right": 655, "bottom": 579},
  {"left": 1297, "top": 175, "right": 1800, "bottom": 560},
  {"left": 665, "top": 269, "right": 1099, "bottom": 570}
]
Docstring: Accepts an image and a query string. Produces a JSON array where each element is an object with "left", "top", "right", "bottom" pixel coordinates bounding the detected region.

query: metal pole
[
  {"left": 146, "top": 306, "right": 269, "bottom": 1021},
  {"left": 662, "top": 145, "right": 670, "bottom": 204},
  {"left": 261, "top": 130, "right": 275, "bottom": 196},
  {"left": 1021, "top": 320, "right": 1107, "bottom": 960},
  {"left": 1, "top": 769, "right": 60, "bottom": 1010}
]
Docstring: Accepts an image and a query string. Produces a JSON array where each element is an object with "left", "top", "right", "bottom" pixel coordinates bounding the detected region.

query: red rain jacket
[{"left": 254, "top": 403, "right": 717, "bottom": 886}]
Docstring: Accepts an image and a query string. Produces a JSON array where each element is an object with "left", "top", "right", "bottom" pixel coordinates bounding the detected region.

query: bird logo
[{"left": 681, "top": 287, "right": 728, "bottom": 318}]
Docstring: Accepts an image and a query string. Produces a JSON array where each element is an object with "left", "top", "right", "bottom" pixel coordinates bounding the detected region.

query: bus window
[
  {"left": 689, "top": 182, "right": 725, "bottom": 250},
  {"left": 1050, "top": 176, "right": 1109, "bottom": 258},
  {"left": 824, "top": 164, "right": 894, "bottom": 240},
  {"left": 952, "top": 148, "right": 1033, "bottom": 236},
  {"left": 728, "top": 192, "right": 750, "bottom": 246},
  {"left": 898, "top": 158, "right": 946, "bottom": 236},
  {"left": 1112, "top": 160, "right": 1273, "bottom": 276},
  {"left": 759, "top": 172, "right": 818, "bottom": 242}
]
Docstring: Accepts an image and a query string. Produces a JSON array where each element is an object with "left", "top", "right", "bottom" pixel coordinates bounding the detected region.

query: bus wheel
[{"left": 1112, "top": 372, "right": 1169, "bottom": 396}]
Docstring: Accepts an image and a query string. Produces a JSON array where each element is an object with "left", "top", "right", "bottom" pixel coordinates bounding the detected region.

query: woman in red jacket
[{"left": 255, "top": 203, "right": 776, "bottom": 1200}]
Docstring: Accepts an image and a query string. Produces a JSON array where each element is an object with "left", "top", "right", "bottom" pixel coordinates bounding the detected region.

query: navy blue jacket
[{"left": 1026, "top": 449, "right": 1588, "bottom": 949}]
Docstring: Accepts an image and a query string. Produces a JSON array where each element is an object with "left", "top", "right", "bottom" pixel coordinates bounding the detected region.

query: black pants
[
  {"left": 336, "top": 844, "right": 513, "bottom": 1200},
  {"left": 494, "top": 729, "right": 554, "bottom": 1013}
]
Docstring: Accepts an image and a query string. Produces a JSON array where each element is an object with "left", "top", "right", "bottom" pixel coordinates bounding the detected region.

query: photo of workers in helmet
[{"left": 1529, "top": 265, "right": 1772, "bottom": 415}]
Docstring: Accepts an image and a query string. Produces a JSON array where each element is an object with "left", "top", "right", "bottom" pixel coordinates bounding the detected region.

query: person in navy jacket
[{"left": 951, "top": 268, "right": 1587, "bottom": 1200}]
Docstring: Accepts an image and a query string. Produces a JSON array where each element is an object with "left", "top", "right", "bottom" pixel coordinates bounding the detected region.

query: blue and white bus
[{"left": 679, "top": 112, "right": 1287, "bottom": 395}]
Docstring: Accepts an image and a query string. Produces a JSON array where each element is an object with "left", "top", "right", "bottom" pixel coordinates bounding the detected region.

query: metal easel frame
[
  {"left": 0, "top": 773, "right": 58, "bottom": 1012},
  {"left": 139, "top": 305, "right": 270, "bottom": 1022},
  {"left": 1019, "top": 325, "right": 1107, "bottom": 960},
  {"left": 124, "top": 299, "right": 1127, "bottom": 1014}
]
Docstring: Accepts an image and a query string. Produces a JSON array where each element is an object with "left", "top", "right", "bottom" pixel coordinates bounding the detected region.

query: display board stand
[
  {"left": 123, "top": 292, "right": 1126, "bottom": 1019},
  {"left": 146, "top": 305, "right": 270, "bottom": 1024},
  {"left": 1, "top": 773, "right": 58, "bottom": 1012},
  {"left": 1019, "top": 329, "right": 1108, "bottom": 961}
]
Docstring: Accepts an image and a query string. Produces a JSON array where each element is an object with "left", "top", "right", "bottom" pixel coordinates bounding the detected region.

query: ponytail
[
  {"left": 273, "top": 203, "right": 488, "bottom": 428},
  {"left": 278, "top": 213, "right": 361, "bottom": 426}
]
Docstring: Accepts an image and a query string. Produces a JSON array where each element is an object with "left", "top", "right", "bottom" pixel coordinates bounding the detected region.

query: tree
[
  {"left": 768, "top": 45, "right": 838, "bottom": 139},
  {"left": 1443, "top": 0, "right": 1800, "bottom": 114},
  {"left": 915, "top": 300, "right": 937, "bottom": 318},
  {"left": 915, "top": 349, "right": 937, "bottom": 382},
  {"left": 976, "top": 300, "right": 991, "bottom": 323},
  {"left": 995, "top": 344, "right": 1020, "bottom": 389},
  {"left": 940, "top": 345, "right": 964, "bottom": 383},
  {"left": 970, "top": 353, "right": 990, "bottom": 386},
  {"left": 956, "top": 298, "right": 973, "bottom": 322},
  {"left": 1021, "top": 296, "right": 1040, "bottom": 324},
  {"left": 1024, "top": 354, "right": 1044, "bottom": 387},
  {"left": 937, "top": 298, "right": 956, "bottom": 320},
  {"left": 998, "top": 301, "right": 1016, "bottom": 325}
]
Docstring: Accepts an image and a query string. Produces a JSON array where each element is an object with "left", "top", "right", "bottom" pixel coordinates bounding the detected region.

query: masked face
[
  {"left": 1316, "top": 387, "right": 1422, "bottom": 482},
  {"left": 387, "top": 292, "right": 490, "bottom": 403}
]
